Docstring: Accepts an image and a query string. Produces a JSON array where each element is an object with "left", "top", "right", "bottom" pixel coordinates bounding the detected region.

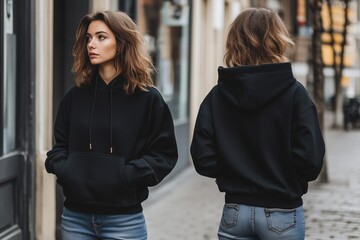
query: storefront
[
  {"left": 137, "top": 0, "right": 191, "bottom": 174},
  {"left": 0, "top": 0, "right": 36, "bottom": 239}
]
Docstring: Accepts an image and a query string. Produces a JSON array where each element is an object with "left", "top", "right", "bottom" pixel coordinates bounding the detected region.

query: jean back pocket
[
  {"left": 265, "top": 208, "right": 296, "bottom": 234},
  {"left": 221, "top": 204, "right": 239, "bottom": 229}
]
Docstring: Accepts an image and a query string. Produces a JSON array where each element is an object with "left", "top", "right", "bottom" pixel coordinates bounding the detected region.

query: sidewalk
[
  {"left": 303, "top": 128, "right": 360, "bottom": 239},
  {"left": 144, "top": 118, "right": 360, "bottom": 239},
  {"left": 143, "top": 167, "right": 222, "bottom": 240}
]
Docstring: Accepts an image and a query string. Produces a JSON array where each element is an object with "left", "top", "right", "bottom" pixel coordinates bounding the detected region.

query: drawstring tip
[
  {"left": 110, "top": 147, "right": 113, "bottom": 154},
  {"left": 89, "top": 143, "right": 92, "bottom": 150}
]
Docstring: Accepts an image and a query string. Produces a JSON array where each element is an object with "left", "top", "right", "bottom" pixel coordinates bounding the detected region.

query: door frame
[
  {"left": 14, "top": 0, "right": 36, "bottom": 239},
  {"left": 0, "top": 0, "right": 36, "bottom": 239},
  {"left": 0, "top": 0, "right": 3, "bottom": 155}
]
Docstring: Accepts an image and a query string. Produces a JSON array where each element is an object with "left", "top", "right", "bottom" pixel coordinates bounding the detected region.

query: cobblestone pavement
[
  {"left": 144, "top": 168, "right": 223, "bottom": 240},
  {"left": 303, "top": 128, "right": 360, "bottom": 239},
  {"left": 144, "top": 122, "right": 360, "bottom": 239}
]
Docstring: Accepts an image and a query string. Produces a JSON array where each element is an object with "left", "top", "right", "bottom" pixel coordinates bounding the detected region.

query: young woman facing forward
[{"left": 46, "top": 11, "right": 178, "bottom": 240}]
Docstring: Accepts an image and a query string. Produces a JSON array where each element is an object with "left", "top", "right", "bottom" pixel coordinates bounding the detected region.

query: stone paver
[
  {"left": 143, "top": 168, "right": 223, "bottom": 240},
  {"left": 144, "top": 119, "right": 360, "bottom": 239},
  {"left": 303, "top": 128, "right": 360, "bottom": 240}
]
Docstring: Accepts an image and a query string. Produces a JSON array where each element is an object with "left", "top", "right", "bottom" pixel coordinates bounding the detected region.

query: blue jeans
[
  {"left": 61, "top": 208, "right": 147, "bottom": 240},
  {"left": 218, "top": 204, "right": 305, "bottom": 240}
]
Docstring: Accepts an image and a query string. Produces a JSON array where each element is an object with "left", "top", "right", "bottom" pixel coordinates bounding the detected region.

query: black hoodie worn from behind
[
  {"left": 191, "top": 62, "right": 325, "bottom": 209},
  {"left": 46, "top": 74, "right": 178, "bottom": 214}
]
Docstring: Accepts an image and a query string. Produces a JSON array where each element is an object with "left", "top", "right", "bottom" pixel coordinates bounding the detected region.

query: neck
[{"left": 98, "top": 63, "right": 117, "bottom": 84}]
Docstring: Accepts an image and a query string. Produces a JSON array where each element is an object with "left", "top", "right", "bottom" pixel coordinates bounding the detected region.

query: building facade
[{"left": 0, "top": 0, "right": 36, "bottom": 239}]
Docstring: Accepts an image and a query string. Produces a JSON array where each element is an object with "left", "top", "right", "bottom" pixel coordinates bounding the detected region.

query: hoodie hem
[
  {"left": 225, "top": 193, "right": 303, "bottom": 209},
  {"left": 64, "top": 200, "right": 143, "bottom": 215}
]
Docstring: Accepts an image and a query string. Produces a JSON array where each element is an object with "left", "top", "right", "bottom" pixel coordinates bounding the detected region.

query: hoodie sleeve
[
  {"left": 190, "top": 97, "right": 220, "bottom": 178},
  {"left": 45, "top": 95, "right": 70, "bottom": 175},
  {"left": 124, "top": 99, "right": 178, "bottom": 187},
  {"left": 292, "top": 91, "right": 325, "bottom": 182}
]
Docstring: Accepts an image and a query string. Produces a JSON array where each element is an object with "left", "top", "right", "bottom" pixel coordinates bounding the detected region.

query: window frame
[{"left": 0, "top": 0, "right": 3, "bottom": 156}]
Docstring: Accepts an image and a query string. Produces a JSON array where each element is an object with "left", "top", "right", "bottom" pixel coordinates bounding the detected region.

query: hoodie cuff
[
  {"left": 124, "top": 164, "right": 139, "bottom": 187},
  {"left": 124, "top": 160, "right": 158, "bottom": 187},
  {"left": 51, "top": 159, "right": 67, "bottom": 175}
]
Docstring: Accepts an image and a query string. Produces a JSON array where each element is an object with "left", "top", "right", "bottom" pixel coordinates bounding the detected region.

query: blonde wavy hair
[
  {"left": 224, "top": 8, "right": 295, "bottom": 67},
  {"left": 72, "top": 11, "right": 154, "bottom": 94}
]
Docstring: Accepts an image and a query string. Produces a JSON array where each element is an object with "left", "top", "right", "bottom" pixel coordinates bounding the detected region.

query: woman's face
[{"left": 86, "top": 20, "right": 117, "bottom": 66}]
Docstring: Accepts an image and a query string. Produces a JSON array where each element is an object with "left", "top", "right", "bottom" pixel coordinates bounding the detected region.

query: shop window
[
  {"left": 138, "top": 0, "right": 190, "bottom": 120},
  {"left": 2, "top": 0, "right": 16, "bottom": 154}
]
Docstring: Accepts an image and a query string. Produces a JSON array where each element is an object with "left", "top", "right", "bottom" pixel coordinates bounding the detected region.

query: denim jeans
[
  {"left": 61, "top": 207, "right": 147, "bottom": 240},
  {"left": 218, "top": 204, "right": 305, "bottom": 240}
]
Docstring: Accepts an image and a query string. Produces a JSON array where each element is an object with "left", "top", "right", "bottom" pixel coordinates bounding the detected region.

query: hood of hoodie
[
  {"left": 217, "top": 62, "right": 296, "bottom": 110},
  {"left": 93, "top": 72, "right": 126, "bottom": 90}
]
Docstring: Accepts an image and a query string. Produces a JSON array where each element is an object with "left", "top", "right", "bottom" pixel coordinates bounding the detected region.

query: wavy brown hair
[
  {"left": 72, "top": 11, "right": 154, "bottom": 94},
  {"left": 224, "top": 8, "right": 295, "bottom": 67}
]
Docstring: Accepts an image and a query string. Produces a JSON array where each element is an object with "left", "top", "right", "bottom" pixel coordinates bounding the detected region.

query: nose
[{"left": 88, "top": 38, "right": 95, "bottom": 49}]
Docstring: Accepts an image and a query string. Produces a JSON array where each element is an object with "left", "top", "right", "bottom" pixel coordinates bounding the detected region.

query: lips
[{"left": 89, "top": 53, "right": 99, "bottom": 58}]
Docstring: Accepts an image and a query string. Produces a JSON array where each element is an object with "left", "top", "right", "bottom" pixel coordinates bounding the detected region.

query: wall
[
  {"left": 35, "top": 0, "right": 56, "bottom": 239},
  {"left": 189, "top": 0, "right": 247, "bottom": 131}
]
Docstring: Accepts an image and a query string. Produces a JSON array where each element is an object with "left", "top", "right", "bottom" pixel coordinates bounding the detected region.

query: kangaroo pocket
[{"left": 57, "top": 152, "right": 137, "bottom": 206}]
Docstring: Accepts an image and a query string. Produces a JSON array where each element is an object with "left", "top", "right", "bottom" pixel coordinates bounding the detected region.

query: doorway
[{"left": 0, "top": 0, "right": 36, "bottom": 239}]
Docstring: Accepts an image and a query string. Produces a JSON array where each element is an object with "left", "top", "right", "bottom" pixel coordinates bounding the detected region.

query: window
[
  {"left": 138, "top": 0, "right": 190, "bottom": 120},
  {"left": 2, "top": 0, "right": 16, "bottom": 154}
]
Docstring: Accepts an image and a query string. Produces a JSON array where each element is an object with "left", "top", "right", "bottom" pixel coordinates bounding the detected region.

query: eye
[
  {"left": 86, "top": 35, "right": 92, "bottom": 43},
  {"left": 98, "top": 35, "right": 106, "bottom": 40}
]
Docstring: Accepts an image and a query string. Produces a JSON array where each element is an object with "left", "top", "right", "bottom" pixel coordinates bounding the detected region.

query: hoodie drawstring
[
  {"left": 110, "top": 84, "right": 113, "bottom": 154},
  {"left": 89, "top": 77, "right": 115, "bottom": 154},
  {"left": 89, "top": 78, "right": 98, "bottom": 151}
]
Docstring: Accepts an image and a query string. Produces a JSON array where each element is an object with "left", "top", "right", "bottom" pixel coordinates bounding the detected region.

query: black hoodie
[
  {"left": 191, "top": 62, "right": 325, "bottom": 209},
  {"left": 46, "top": 74, "right": 178, "bottom": 214}
]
